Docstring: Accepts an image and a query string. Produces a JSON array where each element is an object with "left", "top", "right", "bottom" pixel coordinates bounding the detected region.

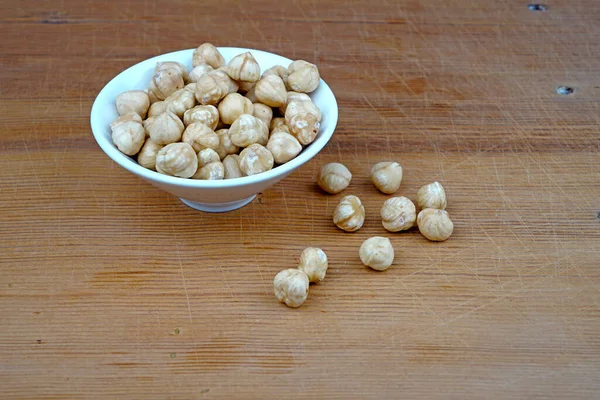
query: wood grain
[{"left": 1, "top": 0, "right": 599, "bottom": 398}]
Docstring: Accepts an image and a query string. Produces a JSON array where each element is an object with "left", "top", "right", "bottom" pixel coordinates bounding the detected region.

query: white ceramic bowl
[{"left": 90, "top": 47, "right": 338, "bottom": 212}]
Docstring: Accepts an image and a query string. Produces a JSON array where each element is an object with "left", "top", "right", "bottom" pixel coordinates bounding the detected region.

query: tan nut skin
[
  {"left": 224, "top": 51, "right": 260, "bottom": 83},
  {"left": 273, "top": 269, "right": 309, "bottom": 308},
  {"left": 381, "top": 197, "right": 416, "bottom": 232},
  {"left": 252, "top": 103, "right": 273, "bottom": 128},
  {"left": 183, "top": 105, "right": 219, "bottom": 129},
  {"left": 145, "top": 110, "right": 184, "bottom": 145},
  {"left": 111, "top": 116, "right": 145, "bottom": 156},
  {"left": 238, "top": 144, "right": 274, "bottom": 176},
  {"left": 181, "top": 123, "right": 219, "bottom": 152},
  {"left": 137, "top": 138, "right": 163, "bottom": 170},
  {"left": 192, "top": 43, "right": 225, "bottom": 69},
  {"left": 116, "top": 90, "right": 150, "bottom": 118},
  {"left": 417, "top": 208, "right": 454, "bottom": 242},
  {"left": 188, "top": 64, "right": 214, "bottom": 83},
  {"left": 192, "top": 161, "right": 225, "bottom": 180},
  {"left": 317, "top": 163, "right": 352, "bottom": 194},
  {"left": 266, "top": 131, "right": 302, "bottom": 164},
  {"left": 155, "top": 143, "right": 198, "bottom": 178},
  {"left": 417, "top": 182, "right": 447, "bottom": 210},
  {"left": 214, "top": 129, "right": 239, "bottom": 160},
  {"left": 218, "top": 93, "right": 254, "bottom": 125},
  {"left": 359, "top": 237, "right": 394, "bottom": 271},
  {"left": 371, "top": 162, "right": 403, "bottom": 194},
  {"left": 287, "top": 60, "right": 320, "bottom": 93},
  {"left": 297, "top": 248, "right": 328, "bottom": 283},
  {"left": 254, "top": 74, "right": 287, "bottom": 107},
  {"left": 229, "top": 114, "right": 269, "bottom": 148},
  {"left": 333, "top": 195, "right": 365, "bottom": 232},
  {"left": 223, "top": 154, "right": 243, "bottom": 179},
  {"left": 284, "top": 100, "right": 321, "bottom": 145}
]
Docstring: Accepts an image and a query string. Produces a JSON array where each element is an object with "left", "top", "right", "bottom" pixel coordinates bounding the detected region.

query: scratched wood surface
[{"left": 1, "top": 0, "right": 599, "bottom": 398}]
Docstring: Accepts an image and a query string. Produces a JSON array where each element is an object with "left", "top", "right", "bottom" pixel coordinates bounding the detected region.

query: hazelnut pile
[{"left": 111, "top": 43, "right": 322, "bottom": 180}]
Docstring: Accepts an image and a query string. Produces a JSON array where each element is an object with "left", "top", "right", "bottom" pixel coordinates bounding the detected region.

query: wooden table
[{"left": 1, "top": 0, "right": 599, "bottom": 398}]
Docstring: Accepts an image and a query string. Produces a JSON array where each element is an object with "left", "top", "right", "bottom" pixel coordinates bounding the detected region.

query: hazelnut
[
  {"left": 156, "top": 61, "right": 189, "bottom": 83},
  {"left": 184, "top": 82, "right": 196, "bottom": 94},
  {"left": 218, "top": 93, "right": 254, "bottom": 125},
  {"left": 254, "top": 75, "right": 287, "bottom": 107},
  {"left": 245, "top": 86, "right": 258, "bottom": 102},
  {"left": 214, "top": 129, "right": 239, "bottom": 160},
  {"left": 271, "top": 124, "right": 290, "bottom": 134},
  {"left": 237, "top": 80, "right": 256, "bottom": 93},
  {"left": 147, "top": 101, "right": 167, "bottom": 118},
  {"left": 137, "top": 138, "right": 163, "bottom": 170},
  {"left": 238, "top": 144, "right": 274, "bottom": 176},
  {"left": 192, "top": 161, "right": 225, "bottom": 180},
  {"left": 224, "top": 52, "right": 260, "bottom": 83},
  {"left": 287, "top": 60, "right": 320, "bottom": 93},
  {"left": 270, "top": 117, "right": 286, "bottom": 132},
  {"left": 182, "top": 122, "right": 219, "bottom": 152},
  {"left": 155, "top": 142, "right": 198, "bottom": 178},
  {"left": 317, "top": 162, "right": 352, "bottom": 194},
  {"left": 183, "top": 105, "right": 219, "bottom": 129},
  {"left": 210, "top": 69, "right": 239, "bottom": 94},
  {"left": 266, "top": 131, "right": 302, "bottom": 164},
  {"left": 297, "top": 248, "right": 328, "bottom": 283},
  {"left": 262, "top": 65, "right": 289, "bottom": 89},
  {"left": 371, "top": 162, "right": 403, "bottom": 194},
  {"left": 148, "top": 67, "right": 185, "bottom": 103},
  {"left": 285, "top": 100, "right": 321, "bottom": 145},
  {"left": 163, "top": 88, "right": 196, "bottom": 118},
  {"left": 278, "top": 91, "right": 311, "bottom": 115},
  {"left": 116, "top": 90, "right": 150, "bottom": 118},
  {"left": 188, "top": 64, "right": 214, "bottom": 83},
  {"left": 229, "top": 114, "right": 269, "bottom": 147},
  {"left": 197, "top": 148, "right": 220, "bottom": 167},
  {"left": 381, "top": 197, "right": 416, "bottom": 232},
  {"left": 223, "top": 154, "right": 243, "bottom": 179},
  {"left": 417, "top": 208, "right": 453, "bottom": 242},
  {"left": 333, "top": 195, "right": 365, "bottom": 232},
  {"left": 359, "top": 237, "right": 394, "bottom": 271},
  {"left": 417, "top": 182, "right": 447, "bottom": 210},
  {"left": 252, "top": 103, "right": 273, "bottom": 128},
  {"left": 273, "top": 269, "right": 309, "bottom": 308},
  {"left": 145, "top": 110, "right": 184, "bottom": 145},
  {"left": 110, "top": 112, "right": 146, "bottom": 156},
  {"left": 194, "top": 72, "right": 228, "bottom": 105},
  {"left": 192, "top": 43, "right": 225, "bottom": 69}
]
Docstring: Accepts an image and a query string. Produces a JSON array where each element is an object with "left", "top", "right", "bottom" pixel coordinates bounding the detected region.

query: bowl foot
[{"left": 179, "top": 195, "right": 257, "bottom": 212}]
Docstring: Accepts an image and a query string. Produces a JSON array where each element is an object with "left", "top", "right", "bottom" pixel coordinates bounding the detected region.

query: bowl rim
[{"left": 90, "top": 47, "right": 338, "bottom": 188}]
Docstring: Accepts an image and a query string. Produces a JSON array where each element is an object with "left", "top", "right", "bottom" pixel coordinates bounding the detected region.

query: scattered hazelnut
[
  {"left": 155, "top": 142, "right": 198, "bottom": 178},
  {"left": 238, "top": 144, "right": 274, "bottom": 176},
  {"left": 297, "top": 248, "right": 328, "bottom": 283},
  {"left": 137, "top": 138, "right": 163, "bottom": 171},
  {"left": 218, "top": 93, "right": 254, "bottom": 125},
  {"left": 116, "top": 90, "right": 150, "bottom": 118},
  {"left": 224, "top": 52, "right": 260, "bottom": 83},
  {"left": 266, "top": 131, "right": 302, "bottom": 164},
  {"left": 317, "top": 162, "right": 352, "bottom": 194},
  {"left": 181, "top": 122, "right": 219, "bottom": 152},
  {"left": 145, "top": 110, "right": 184, "bottom": 145},
  {"left": 417, "top": 208, "right": 454, "bottom": 241},
  {"left": 192, "top": 43, "right": 225, "bottom": 69},
  {"left": 380, "top": 197, "right": 416, "bottom": 232},
  {"left": 252, "top": 103, "right": 273, "bottom": 128},
  {"left": 285, "top": 100, "right": 321, "bottom": 145},
  {"left": 333, "top": 195, "right": 365, "bottom": 232},
  {"left": 183, "top": 105, "right": 219, "bottom": 129},
  {"left": 417, "top": 182, "right": 447, "bottom": 210},
  {"left": 228, "top": 114, "right": 269, "bottom": 147},
  {"left": 254, "top": 74, "right": 287, "bottom": 107},
  {"left": 223, "top": 154, "right": 243, "bottom": 179},
  {"left": 359, "top": 237, "right": 394, "bottom": 271},
  {"left": 188, "top": 63, "right": 214, "bottom": 83},
  {"left": 273, "top": 269, "right": 309, "bottom": 308},
  {"left": 287, "top": 60, "right": 320, "bottom": 93},
  {"left": 371, "top": 162, "right": 403, "bottom": 194}
]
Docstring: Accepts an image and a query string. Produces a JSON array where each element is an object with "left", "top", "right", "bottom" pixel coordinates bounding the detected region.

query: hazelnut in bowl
[{"left": 90, "top": 45, "right": 338, "bottom": 212}]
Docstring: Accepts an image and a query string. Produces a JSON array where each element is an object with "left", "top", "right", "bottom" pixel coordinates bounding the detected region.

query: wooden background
[{"left": 1, "top": 0, "right": 599, "bottom": 398}]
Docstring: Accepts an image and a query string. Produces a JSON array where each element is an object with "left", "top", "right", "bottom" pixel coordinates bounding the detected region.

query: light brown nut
[
  {"left": 254, "top": 75, "right": 287, "bottom": 107},
  {"left": 417, "top": 208, "right": 453, "bottom": 242},
  {"left": 317, "top": 163, "right": 352, "bottom": 194},
  {"left": 223, "top": 154, "right": 243, "bottom": 179},
  {"left": 137, "top": 138, "right": 164, "bottom": 171},
  {"left": 238, "top": 144, "right": 274, "bottom": 176},
  {"left": 262, "top": 65, "right": 290, "bottom": 89},
  {"left": 271, "top": 124, "right": 290, "bottom": 134},
  {"left": 333, "top": 195, "right": 365, "bottom": 232},
  {"left": 163, "top": 88, "right": 196, "bottom": 118},
  {"left": 214, "top": 129, "right": 239, "bottom": 160},
  {"left": 155, "top": 142, "right": 198, "bottom": 178},
  {"left": 145, "top": 110, "right": 184, "bottom": 145},
  {"left": 237, "top": 80, "right": 256, "bottom": 93},
  {"left": 111, "top": 116, "right": 146, "bottom": 156},
  {"left": 297, "top": 248, "right": 328, "bottom": 283},
  {"left": 156, "top": 61, "right": 189, "bottom": 83},
  {"left": 194, "top": 73, "right": 228, "bottom": 105},
  {"left": 270, "top": 117, "right": 287, "bottom": 132},
  {"left": 188, "top": 64, "right": 214, "bottom": 83},
  {"left": 273, "top": 269, "right": 309, "bottom": 308},
  {"left": 224, "top": 52, "right": 260, "bottom": 83},
  {"left": 218, "top": 93, "right": 254, "bottom": 125},
  {"left": 183, "top": 105, "right": 219, "bottom": 129},
  {"left": 252, "top": 103, "right": 273, "bottom": 128},
  {"left": 381, "top": 197, "right": 416, "bottom": 232},
  {"left": 211, "top": 69, "right": 239, "bottom": 94},
  {"left": 359, "top": 237, "right": 394, "bottom": 271},
  {"left": 287, "top": 60, "right": 320, "bottom": 93},
  {"left": 245, "top": 86, "right": 258, "bottom": 102},
  {"left": 110, "top": 111, "right": 142, "bottom": 129},
  {"left": 371, "top": 162, "right": 403, "bottom": 194},
  {"left": 147, "top": 101, "right": 167, "bottom": 118},
  {"left": 266, "top": 131, "right": 302, "bottom": 164},
  {"left": 417, "top": 182, "right": 447, "bottom": 210},
  {"left": 284, "top": 100, "right": 321, "bottom": 145},
  {"left": 148, "top": 68, "right": 185, "bottom": 103},
  {"left": 229, "top": 114, "right": 269, "bottom": 148},
  {"left": 278, "top": 91, "right": 311, "bottom": 115},
  {"left": 197, "top": 148, "right": 221, "bottom": 167},
  {"left": 116, "top": 90, "right": 150, "bottom": 118},
  {"left": 192, "top": 43, "right": 225, "bottom": 69},
  {"left": 192, "top": 161, "right": 225, "bottom": 180},
  {"left": 182, "top": 123, "right": 219, "bottom": 152}
]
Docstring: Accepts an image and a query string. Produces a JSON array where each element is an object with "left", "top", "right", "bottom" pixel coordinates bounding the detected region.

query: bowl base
[{"left": 179, "top": 195, "right": 257, "bottom": 212}]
